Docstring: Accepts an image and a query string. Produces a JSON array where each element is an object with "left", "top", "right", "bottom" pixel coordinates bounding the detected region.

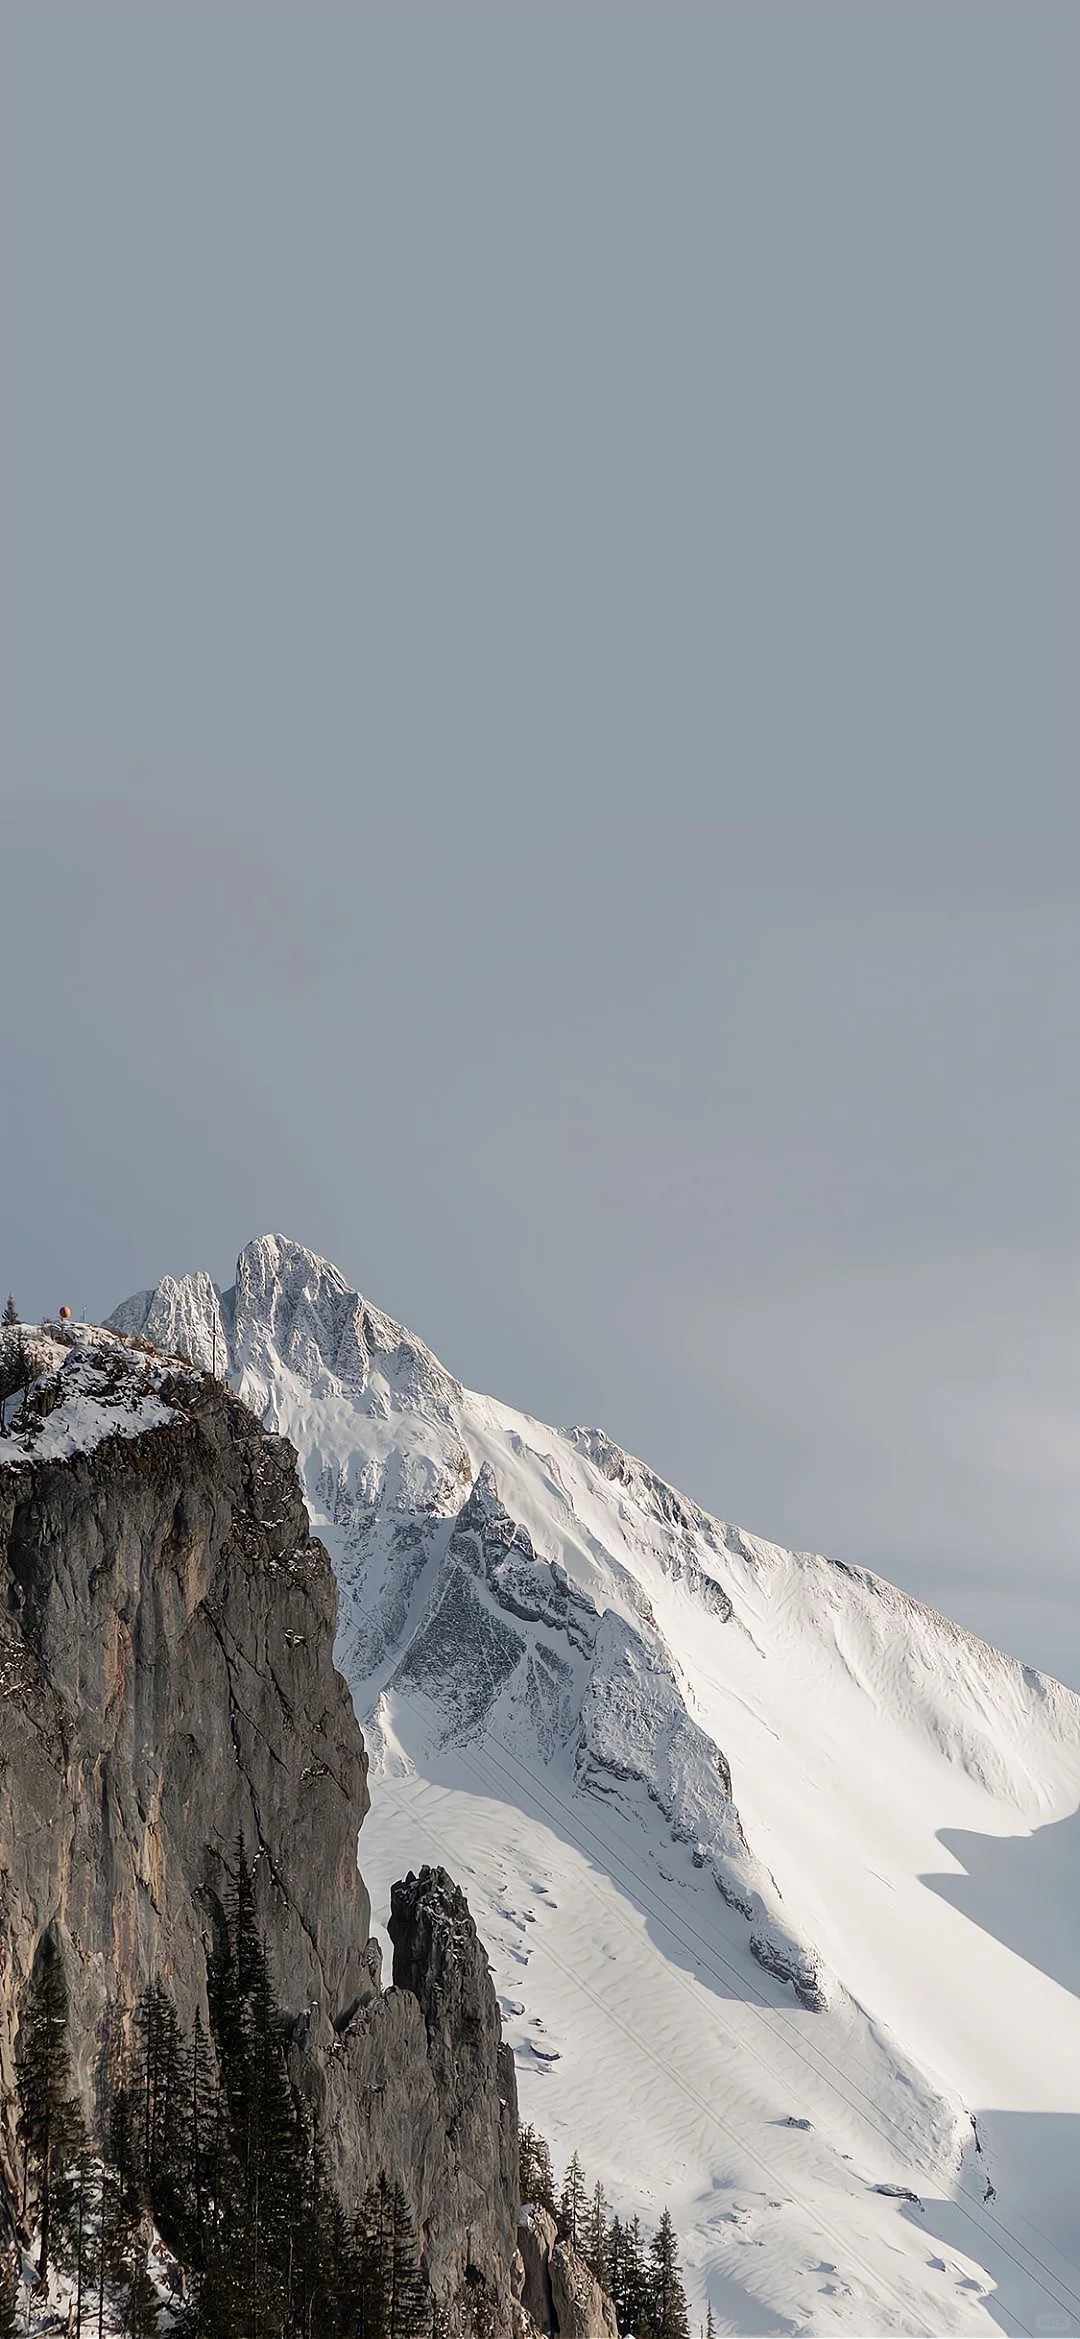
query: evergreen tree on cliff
[
  {"left": 518, "top": 2125, "right": 557, "bottom": 2216},
  {"left": 605, "top": 2216, "right": 626, "bottom": 2322},
  {"left": 355, "top": 2172, "right": 429, "bottom": 2339},
  {"left": 15, "top": 1931, "right": 83, "bottom": 2280},
  {"left": 616, "top": 2216, "right": 651, "bottom": 2339},
  {"left": 647, "top": 2209, "right": 689, "bottom": 2339},
  {"left": 584, "top": 2181, "right": 608, "bottom": 2283},
  {"left": 559, "top": 2153, "right": 587, "bottom": 2248}
]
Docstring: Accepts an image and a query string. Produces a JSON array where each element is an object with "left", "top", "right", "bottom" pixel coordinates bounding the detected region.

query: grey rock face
[
  {"left": 549, "top": 2243, "right": 619, "bottom": 2339},
  {"left": 0, "top": 1351, "right": 517, "bottom": 2317},
  {"left": 517, "top": 2206, "right": 559, "bottom": 2332},
  {"left": 515, "top": 2207, "right": 618, "bottom": 2339},
  {"left": 389, "top": 1868, "right": 519, "bottom": 2282}
]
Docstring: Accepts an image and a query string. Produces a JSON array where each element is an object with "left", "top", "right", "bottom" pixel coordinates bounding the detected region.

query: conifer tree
[
  {"left": 647, "top": 2209, "right": 689, "bottom": 2339},
  {"left": 16, "top": 1930, "right": 84, "bottom": 2279},
  {"left": 618, "top": 2215, "right": 650, "bottom": 2338},
  {"left": 350, "top": 2172, "right": 431, "bottom": 2339},
  {"left": 185, "top": 2009, "right": 220, "bottom": 2270},
  {"left": 518, "top": 2125, "right": 557, "bottom": 2216},
  {"left": 606, "top": 2216, "right": 625, "bottom": 2323},
  {"left": 584, "top": 2182, "right": 607, "bottom": 2283},
  {"left": 355, "top": 2176, "right": 393, "bottom": 2339},
  {"left": 559, "top": 2153, "right": 587, "bottom": 2249},
  {"left": 197, "top": 1846, "right": 357, "bottom": 2337},
  {"left": 2, "top": 1296, "right": 18, "bottom": 1328},
  {"left": 130, "top": 1979, "right": 194, "bottom": 2250},
  {"left": 73, "top": 2146, "right": 99, "bottom": 2339},
  {"left": 51, "top": 2138, "right": 104, "bottom": 2334},
  {"left": 389, "top": 2182, "right": 430, "bottom": 2339},
  {"left": 97, "top": 2015, "right": 160, "bottom": 2336}
]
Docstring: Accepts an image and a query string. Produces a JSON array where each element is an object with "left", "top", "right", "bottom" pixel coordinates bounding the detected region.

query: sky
[{"left": 6, "top": 4, "right": 1080, "bottom": 1684}]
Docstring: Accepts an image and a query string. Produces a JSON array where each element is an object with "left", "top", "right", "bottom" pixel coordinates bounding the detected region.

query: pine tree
[
  {"left": 16, "top": 1930, "right": 84, "bottom": 2280},
  {"left": 518, "top": 2125, "right": 557, "bottom": 2216},
  {"left": 704, "top": 2305, "right": 716, "bottom": 2339},
  {"left": 98, "top": 2017, "right": 156, "bottom": 2337},
  {"left": 388, "top": 2182, "right": 429, "bottom": 2339},
  {"left": 2, "top": 1296, "right": 18, "bottom": 1327},
  {"left": 50, "top": 2138, "right": 103, "bottom": 2331},
  {"left": 348, "top": 2172, "right": 432, "bottom": 2339},
  {"left": 200, "top": 1847, "right": 334, "bottom": 2337},
  {"left": 186, "top": 2009, "right": 220, "bottom": 2271},
  {"left": 647, "top": 2210, "right": 689, "bottom": 2339},
  {"left": 606, "top": 2217, "right": 625, "bottom": 2324},
  {"left": 618, "top": 2216, "right": 650, "bottom": 2339},
  {"left": 72, "top": 2146, "right": 101, "bottom": 2339},
  {"left": 584, "top": 2182, "right": 607, "bottom": 2283},
  {"left": 355, "top": 2176, "right": 393, "bottom": 2339},
  {"left": 130, "top": 1980, "right": 194, "bottom": 2250},
  {"left": 299, "top": 2152, "right": 353, "bottom": 2339},
  {"left": 559, "top": 2153, "right": 587, "bottom": 2249}
]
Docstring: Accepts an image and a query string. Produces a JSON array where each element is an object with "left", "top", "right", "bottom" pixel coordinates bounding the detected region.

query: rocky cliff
[{"left": 0, "top": 1339, "right": 518, "bottom": 2317}]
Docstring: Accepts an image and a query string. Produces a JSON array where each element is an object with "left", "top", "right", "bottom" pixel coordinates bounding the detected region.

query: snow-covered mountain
[{"left": 110, "top": 1236, "right": 1080, "bottom": 2337}]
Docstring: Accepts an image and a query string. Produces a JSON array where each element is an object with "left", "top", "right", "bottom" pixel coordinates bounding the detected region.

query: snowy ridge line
[
  {"left": 108, "top": 1237, "right": 1080, "bottom": 2336},
  {"left": 370, "top": 1456, "right": 829, "bottom": 2009},
  {"left": 457, "top": 1704, "right": 1080, "bottom": 2313},
  {"left": 372, "top": 1772, "right": 942, "bottom": 2339},
  {"left": 0, "top": 1340, "right": 184, "bottom": 1466},
  {"left": 380, "top": 1680, "right": 1080, "bottom": 2336}
]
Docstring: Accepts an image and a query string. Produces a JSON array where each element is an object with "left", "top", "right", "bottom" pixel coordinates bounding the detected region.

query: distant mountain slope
[{"left": 110, "top": 1236, "right": 1080, "bottom": 2337}]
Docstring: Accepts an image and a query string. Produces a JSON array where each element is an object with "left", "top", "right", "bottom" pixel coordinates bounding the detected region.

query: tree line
[
  {"left": 1, "top": 1856, "right": 442, "bottom": 2339},
  {"left": 1, "top": 1854, "right": 695, "bottom": 2338},
  {"left": 519, "top": 2127, "right": 690, "bottom": 2339}
]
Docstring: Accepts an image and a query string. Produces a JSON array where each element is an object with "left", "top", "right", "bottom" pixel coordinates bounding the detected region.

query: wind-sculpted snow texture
[{"left": 111, "top": 1238, "right": 1080, "bottom": 2338}]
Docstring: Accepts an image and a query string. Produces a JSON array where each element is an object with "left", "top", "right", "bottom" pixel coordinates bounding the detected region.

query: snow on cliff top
[{"left": 0, "top": 1337, "right": 184, "bottom": 1465}]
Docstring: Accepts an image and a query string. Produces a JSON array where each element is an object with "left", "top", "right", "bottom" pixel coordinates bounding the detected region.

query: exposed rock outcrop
[
  {"left": 517, "top": 2205, "right": 559, "bottom": 2333},
  {"left": 516, "top": 2206, "right": 618, "bottom": 2339},
  {"left": 549, "top": 2241, "right": 619, "bottom": 2339},
  {"left": 0, "top": 1344, "right": 517, "bottom": 2317}
]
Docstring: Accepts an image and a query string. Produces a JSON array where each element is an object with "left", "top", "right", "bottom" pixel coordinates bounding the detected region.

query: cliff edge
[{"left": 0, "top": 1340, "right": 518, "bottom": 2318}]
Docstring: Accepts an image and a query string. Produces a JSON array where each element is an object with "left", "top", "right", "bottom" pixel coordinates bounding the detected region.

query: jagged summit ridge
[
  {"left": 110, "top": 1241, "right": 829, "bottom": 2008},
  {"left": 111, "top": 1234, "right": 460, "bottom": 1419}
]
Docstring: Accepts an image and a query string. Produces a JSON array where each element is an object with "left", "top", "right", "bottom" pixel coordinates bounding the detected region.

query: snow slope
[
  {"left": 109, "top": 1237, "right": 1080, "bottom": 2337},
  {"left": 0, "top": 1334, "right": 183, "bottom": 1461}
]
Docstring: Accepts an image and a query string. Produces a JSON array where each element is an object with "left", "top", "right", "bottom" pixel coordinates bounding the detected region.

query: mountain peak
[
  {"left": 107, "top": 1233, "right": 1080, "bottom": 2336},
  {"left": 109, "top": 1233, "right": 463, "bottom": 1419}
]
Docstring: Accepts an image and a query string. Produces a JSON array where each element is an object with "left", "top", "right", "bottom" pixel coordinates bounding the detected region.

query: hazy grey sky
[{"left": 7, "top": 6, "right": 1079, "bottom": 1681}]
